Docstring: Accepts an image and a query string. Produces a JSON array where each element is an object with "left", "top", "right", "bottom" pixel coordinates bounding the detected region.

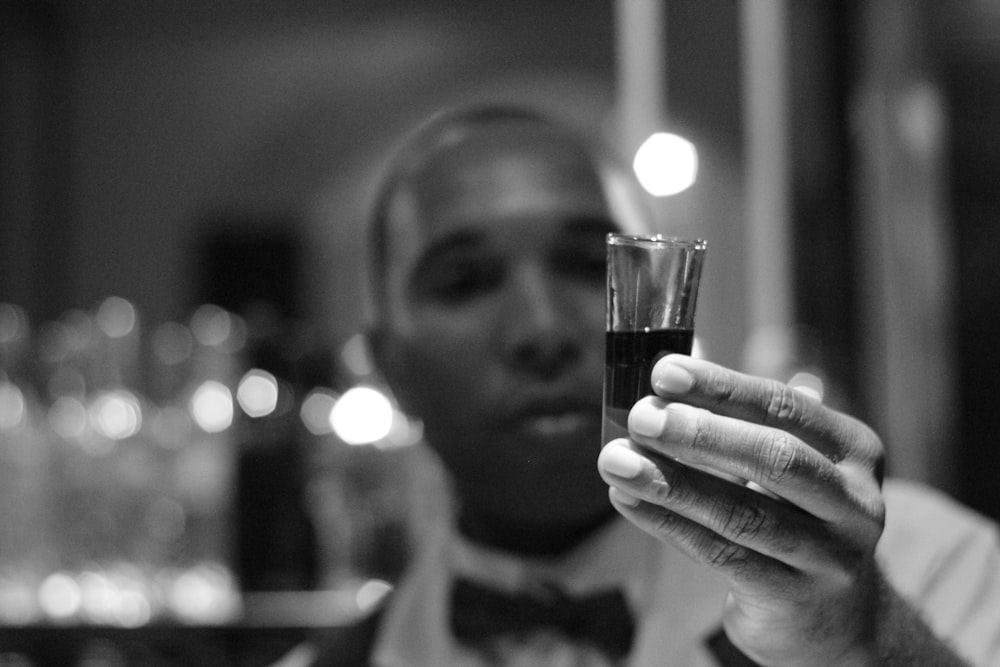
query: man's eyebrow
[{"left": 412, "top": 230, "right": 483, "bottom": 273}]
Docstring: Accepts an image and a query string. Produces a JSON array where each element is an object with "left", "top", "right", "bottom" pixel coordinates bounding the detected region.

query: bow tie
[{"left": 449, "top": 577, "right": 635, "bottom": 659}]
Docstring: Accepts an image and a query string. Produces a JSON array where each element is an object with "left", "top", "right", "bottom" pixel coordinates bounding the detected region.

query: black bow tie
[{"left": 449, "top": 577, "right": 635, "bottom": 659}]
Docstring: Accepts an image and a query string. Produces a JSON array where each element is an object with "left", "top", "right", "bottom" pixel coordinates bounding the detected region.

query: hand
[{"left": 597, "top": 354, "right": 887, "bottom": 665}]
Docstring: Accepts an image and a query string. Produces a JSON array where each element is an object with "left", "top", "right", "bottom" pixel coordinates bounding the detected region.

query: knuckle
[
  {"left": 703, "top": 537, "right": 747, "bottom": 570},
  {"left": 763, "top": 381, "right": 803, "bottom": 426},
  {"left": 649, "top": 465, "right": 679, "bottom": 505},
  {"left": 654, "top": 508, "right": 685, "bottom": 535},
  {"left": 715, "top": 501, "right": 768, "bottom": 542},
  {"left": 649, "top": 464, "right": 698, "bottom": 514},
  {"left": 752, "top": 430, "right": 800, "bottom": 484},
  {"left": 705, "top": 368, "right": 738, "bottom": 403}
]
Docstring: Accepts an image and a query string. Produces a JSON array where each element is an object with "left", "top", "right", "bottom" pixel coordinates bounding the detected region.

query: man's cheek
[{"left": 406, "top": 342, "right": 479, "bottom": 396}]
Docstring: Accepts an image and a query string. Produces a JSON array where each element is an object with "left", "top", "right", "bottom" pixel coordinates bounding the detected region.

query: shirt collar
[{"left": 372, "top": 515, "right": 688, "bottom": 667}]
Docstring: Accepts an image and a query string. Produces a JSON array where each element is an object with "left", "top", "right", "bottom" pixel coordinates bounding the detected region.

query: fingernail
[
  {"left": 609, "top": 486, "right": 640, "bottom": 507},
  {"left": 599, "top": 444, "right": 643, "bottom": 479},
  {"left": 653, "top": 361, "right": 694, "bottom": 394},
  {"left": 629, "top": 397, "right": 668, "bottom": 437}
]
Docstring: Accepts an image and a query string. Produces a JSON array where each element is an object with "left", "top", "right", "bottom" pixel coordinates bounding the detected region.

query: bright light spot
[
  {"left": 49, "top": 396, "right": 88, "bottom": 439},
  {"left": 96, "top": 296, "right": 137, "bottom": 338},
  {"left": 633, "top": 132, "right": 698, "bottom": 196},
  {"left": 300, "top": 388, "right": 338, "bottom": 435},
  {"left": 168, "top": 565, "right": 238, "bottom": 624},
  {"left": 115, "top": 588, "right": 152, "bottom": 627},
  {"left": 788, "top": 371, "right": 825, "bottom": 403},
  {"left": 331, "top": 386, "right": 393, "bottom": 445},
  {"left": 0, "top": 381, "right": 25, "bottom": 430},
  {"left": 190, "top": 381, "right": 233, "bottom": 433},
  {"left": 78, "top": 571, "right": 115, "bottom": 622},
  {"left": 355, "top": 579, "right": 392, "bottom": 612},
  {"left": 237, "top": 369, "right": 279, "bottom": 418},
  {"left": 376, "top": 408, "right": 420, "bottom": 450},
  {"left": 90, "top": 390, "right": 143, "bottom": 440},
  {"left": 38, "top": 572, "right": 82, "bottom": 620}
]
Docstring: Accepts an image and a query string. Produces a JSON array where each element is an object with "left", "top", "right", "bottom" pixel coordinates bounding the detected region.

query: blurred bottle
[
  {"left": 233, "top": 303, "right": 319, "bottom": 592},
  {"left": 161, "top": 304, "right": 242, "bottom": 618},
  {"left": 0, "top": 304, "right": 50, "bottom": 623},
  {"left": 31, "top": 299, "right": 243, "bottom": 624}
]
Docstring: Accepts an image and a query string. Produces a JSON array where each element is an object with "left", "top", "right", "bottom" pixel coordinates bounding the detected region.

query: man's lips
[
  {"left": 519, "top": 411, "right": 596, "bottom": 437},
  {"left": 501, "top": 398, "right": 602, "bottom": 439}
]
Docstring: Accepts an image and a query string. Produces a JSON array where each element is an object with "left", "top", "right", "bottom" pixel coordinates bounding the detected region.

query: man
[{"left": 301, "top": 105, "right": 1000, "bottom": 665}]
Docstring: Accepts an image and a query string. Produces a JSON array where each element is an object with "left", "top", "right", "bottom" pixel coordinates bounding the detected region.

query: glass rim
[{"left": 606, "top": 233, "right": 707, "bottom": 250}]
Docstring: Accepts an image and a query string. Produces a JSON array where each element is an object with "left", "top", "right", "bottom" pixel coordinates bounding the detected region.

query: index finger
[{"left": 649, "top": 355, "right": 882, "bottom": 470}]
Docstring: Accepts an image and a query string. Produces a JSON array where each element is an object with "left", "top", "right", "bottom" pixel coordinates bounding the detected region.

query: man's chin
[{"left": 457, "top": 486, "right": 615, "bottom": 555}]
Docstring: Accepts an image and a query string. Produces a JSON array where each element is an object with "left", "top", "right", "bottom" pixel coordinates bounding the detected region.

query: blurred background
[{"left": 2, "top": 0, "right": 1000, "bottom": 664}]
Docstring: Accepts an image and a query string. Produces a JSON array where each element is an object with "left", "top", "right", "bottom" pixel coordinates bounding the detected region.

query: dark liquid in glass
[{"left": 602, "top": 328, "right": 694, "bottom": 445}]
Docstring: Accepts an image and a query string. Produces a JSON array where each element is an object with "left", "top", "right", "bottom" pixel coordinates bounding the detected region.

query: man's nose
[{"left": 501, "top": 268, "right": 581, "bottom": 374}]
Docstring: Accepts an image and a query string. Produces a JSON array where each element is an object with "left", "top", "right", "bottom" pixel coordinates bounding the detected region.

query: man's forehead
[{"left": 385, "top": 124, "right": 608, "bottom": 242}]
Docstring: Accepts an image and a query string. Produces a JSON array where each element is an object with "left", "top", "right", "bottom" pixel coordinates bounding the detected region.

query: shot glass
[{"left": 602, "top": 234, "right": 707, "bottom": 446}]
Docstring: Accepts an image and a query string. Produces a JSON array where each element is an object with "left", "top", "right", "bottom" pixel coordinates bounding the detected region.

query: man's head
[{"left": 368, "top": 105, "right": 649, "bottom": 553}]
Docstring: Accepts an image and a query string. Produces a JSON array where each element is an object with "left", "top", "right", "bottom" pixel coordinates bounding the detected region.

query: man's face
[{"left": 376, "top": 123, "right": 619, "bottom": 533}]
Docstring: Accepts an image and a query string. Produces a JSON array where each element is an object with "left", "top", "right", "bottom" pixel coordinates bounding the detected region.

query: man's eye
[
  {"left": 574, "top": 254, "right": 607, "bottom": 280},
  {"left": 556, "top": 249, "right": 606, "bottom": 283},
  {"left": 422, "top": 264, "right": 501, "bottom": 302}
]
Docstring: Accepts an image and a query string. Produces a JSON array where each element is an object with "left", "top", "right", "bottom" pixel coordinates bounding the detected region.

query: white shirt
[{"left": 370, "top": 478, "right": 1000, "bottom": 667}]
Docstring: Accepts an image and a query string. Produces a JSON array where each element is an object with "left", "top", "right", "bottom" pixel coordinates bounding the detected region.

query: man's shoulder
[
  {"left": 879, "top": 479, "right": 1000, "bottom": 664},
  {"left": 878, "top": 477, "right": 1000, "bottom": 592},
  {"left": 881, "top": 477, "right": 997, "bottom": 540}
]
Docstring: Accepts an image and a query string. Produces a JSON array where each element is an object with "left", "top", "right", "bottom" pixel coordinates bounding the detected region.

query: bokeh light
[
  {"left": 0, "top": 303, "right": 29, "bottom": 344},
  {"left": 189, "top": 305, "right": 233, "bottom": 347},
  {"left": 189, "top": 381, "right": 234, "bottom": 433},
  {"left": 0, "top": 381, "right": 25, "bottom": 430},
  {"left": 95, "top": 296, "right": 137, "bottom": 339},
  {"left": 236, "top": 369, "right": 279, "bottom": 418},
  {"left": 300, "top": 388, "right": 338, "bottom": 435},
  {"left": 48, "top": 396, "right": 89, "bottom": 439},
  {"left": 89, "top": 389, "right": 143, "bottom": 440},
  {"left": 166, "top": 564, "right": 238, "bottom": 624},
  {"left": 632, "top": 132, "right": 699, "bottom": 196},
  {"left": 151, "top": 321, "right": 194, "bottom": 366},
  {"left": 331, "top": 386, "right": 393, "bottom": 445},
  {"left": 38, "top": 572, "right": 82, "bottom": 621}
]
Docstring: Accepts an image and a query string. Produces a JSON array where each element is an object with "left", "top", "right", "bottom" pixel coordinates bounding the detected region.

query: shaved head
[{"left": 367, "top": 105, "right": 650, "bottom": 329}]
